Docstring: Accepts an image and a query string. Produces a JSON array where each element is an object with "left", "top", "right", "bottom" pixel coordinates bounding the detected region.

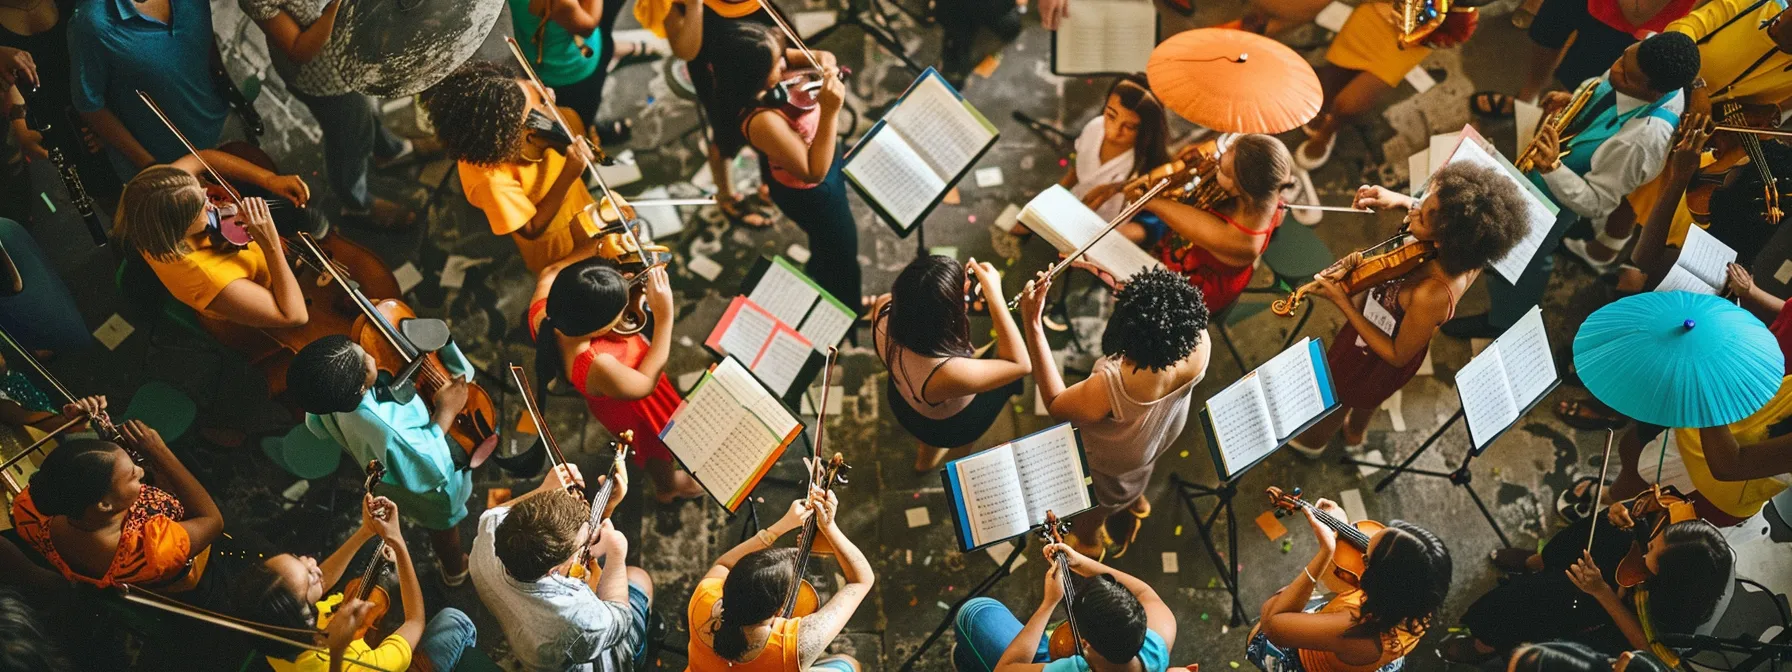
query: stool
[
  {"left": 1213, "top": 223, "right": 1335, "bottom": 372},
  {"left": 261, "top": 425, "right": 342, "bottom": 481},
  {"left": 120, "top": 380, "right": 197, "bottom": 445}
]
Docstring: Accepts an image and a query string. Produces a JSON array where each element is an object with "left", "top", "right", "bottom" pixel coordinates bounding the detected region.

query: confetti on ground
[
  {"left": 1180, "top": 450, "right": 1189, "bottom": 458},
  {"left": 910, "top": 596, "right": 918, "bottom": 606},
  {"left": 1281, "top": 539, "right": 1293, "bottom": 553},
  {"left": 785, "top": 244, "right": 811, "bottom": 264},
  {"left": 688, "top": 255, "right": 723, "bottom": 281},
  {"left": 1161, "top": 552, "right": 1178, "bottom": 574},
  {"left": 943, "top": 187, "right": 961, "bottom": 205},
  {"left": 938, "top": 601, "right": 951, "bottom": 610},
  {"left": 1255, "top": 510, "right": 1288, "bottom": 540},
  {"left": 393, "top": 262, "right": 423, "bottom": 294},
  {"left": 1174, "top": 525, "right": 1183, "bottom": 536},
  {"left": 1230, "top": 662, "right": 1240, "bottom": 669},
  {"left": 906, "top": 507, "right": 930, "bottom": 528},
  {"left": 973, "top": 53, "right": 1002, "bottom": 78},
  {"left": 1207, "top": 577, "right": 1218, "bottom": 588},
  {"left": 1201, "top": 613, "right": 1209, "bottom": 621}
]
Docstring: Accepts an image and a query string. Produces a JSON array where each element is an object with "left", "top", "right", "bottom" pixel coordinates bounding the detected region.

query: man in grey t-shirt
[{"left": 470, "top": 465, "right": 652, "bottom": 671}]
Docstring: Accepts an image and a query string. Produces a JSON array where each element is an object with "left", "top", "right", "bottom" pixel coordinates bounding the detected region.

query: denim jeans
[
  {"left": 414, "top": 607, "right": 478, "bottom": 671},
  {"left": 951, "top": 597, "right": 1051, "bottom": 672},
  {"left": 288, "top": 89, "right": 407, "bottom": 211}
]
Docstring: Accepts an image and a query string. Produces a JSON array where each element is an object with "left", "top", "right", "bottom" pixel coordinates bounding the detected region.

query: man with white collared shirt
[{"left": 1444, "top": 32, "right": 1701, "bottom": 339}]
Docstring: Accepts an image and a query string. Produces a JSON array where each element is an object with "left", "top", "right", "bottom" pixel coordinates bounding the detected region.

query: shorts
[
  {"left": 626, "top": 582, "right": 651, "bottom": 668},
  {"left": 1526, "top": 0, "right": 1636, "bottom": 88},
  {"left": 812, "top": 657, "right": 857, "bottom": 672}
]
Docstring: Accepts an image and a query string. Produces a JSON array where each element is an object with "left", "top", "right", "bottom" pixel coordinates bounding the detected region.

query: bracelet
[
  {"left": 1303, "top": 567, "right": 1319, "bottom": 584},
  {"left": 756, "top": 529, "right": 777, "bottom": 547}
]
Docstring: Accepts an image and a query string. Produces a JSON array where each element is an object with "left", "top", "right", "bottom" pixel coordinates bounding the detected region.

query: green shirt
[{"left": 507, "top": 0, "right": 602, "bottom": 86}]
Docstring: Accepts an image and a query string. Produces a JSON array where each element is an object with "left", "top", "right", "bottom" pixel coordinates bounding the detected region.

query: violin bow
[
  {"left": 1281, "top": 203, "right": 1375, "bottom": 214},
  {"left": 756, "top": 0, "right": 823, "bottom": 73},
  {"left": 502, "top": 38, "right": 622, "bottom": 209},
  {"left": 119, "top": 585, "right": 400, "bottom": 672},
  {"left": 809, "top": 347, "right": 837, "bottom": 471},
  {"left": 1007, "top": 178, "right": 1173, "bottom": 311},
  {"left": 1585, "top": 428, "right": 1615, "bottom": 553},
  {"left": 507, "top": 364, "right": 579, "bottom": 495},
  {"left": 1712, "top": 124, "right": 1792, "bottom": 139},
  {"left": 0, "top": 323, "right": 126, "bottom": 464}
]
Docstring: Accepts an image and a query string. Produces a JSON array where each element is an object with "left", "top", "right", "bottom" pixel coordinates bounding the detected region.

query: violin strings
[{"left": 135, "top": 91, "right": 243, "bottom": 206}]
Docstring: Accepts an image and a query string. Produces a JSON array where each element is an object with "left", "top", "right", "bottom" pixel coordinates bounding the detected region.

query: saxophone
[{"left": 1515, "top": 80, "right": 1598, "bottom": 173}]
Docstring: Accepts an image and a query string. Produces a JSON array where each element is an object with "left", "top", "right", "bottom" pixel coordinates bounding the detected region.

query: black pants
[
  {"left": 761, "top": 151, "right": 862, "bottom": 314},
  {"left": 1528, "top": 0, "right": 1637, "bottom": 90},
  {"left": 550, "top": 0, "right": 627, "bottom": 127},
  {"left": 1459, "top": 515, "right": 1640, "bottom": 655}
]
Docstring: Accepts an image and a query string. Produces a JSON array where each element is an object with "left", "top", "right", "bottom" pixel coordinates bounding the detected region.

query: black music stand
[
  {"left": 1170, "top": 474, "right": 1248, "bottom": 627},
  {"left": 807, "top": 0, "right": 925, "bottom": 74},
  {"left": 898, "top": 536, "right": 1028, "bottom": 671},
  {"left": 1337, "top": 409, "right": 1513, "bottom": 548}
]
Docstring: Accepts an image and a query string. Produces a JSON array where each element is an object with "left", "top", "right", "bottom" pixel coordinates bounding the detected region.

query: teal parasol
[{"left": 1574, "top": 292, "right": 1785, "bottom": 428}]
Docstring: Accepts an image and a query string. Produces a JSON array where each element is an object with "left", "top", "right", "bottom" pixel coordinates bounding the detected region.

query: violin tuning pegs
[{"left": 1291, "top": 487, "right": 1303, "bottom": 498}]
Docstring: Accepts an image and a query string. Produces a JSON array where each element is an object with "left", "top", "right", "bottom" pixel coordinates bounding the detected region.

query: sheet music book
[
  {"left": 1428, "top": 126, "right": 1560, "bottom": 285},
  {"left": 941, "top": 423, "right": 1095, "bottom": 551},
  {"left": 1200, "top": 338, "right": 1339, "bottom": 481},
  {"left": 1654, "top": 225, "right": 1737, "bottom": 295},
  {"left": 1051, "top": 0, "right": 1158, "bottom": 75},
  {"left": 743, "top": 256, "right": 856, "bottom": 352},
  {"left": 844, "top": 68, "right": 999, "bottom": 236},
  {"left": 1018, "top": 185, "right": 1165, "bottom": 281},
  {"left": 662, "top": 357, "right": 805, "bottom": 512},
  {"left": 706, "top": 296, "right": 819, "bottom": 399},
  {"left": 1455, "top": 306, "right": 1559, "bottom": 453}
]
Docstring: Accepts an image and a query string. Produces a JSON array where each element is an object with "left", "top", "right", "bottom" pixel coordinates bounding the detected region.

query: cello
[
  {"left": 1040, "top": 511, "right": 1089, "bottom": 662},
  {"left": 1267, "top": 486, "right": 1385, "bottom": 589}
]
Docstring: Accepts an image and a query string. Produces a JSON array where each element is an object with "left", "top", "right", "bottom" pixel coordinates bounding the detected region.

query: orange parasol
[{"left": 1146, "top": 28, "right": 1323, "bottom": 134}]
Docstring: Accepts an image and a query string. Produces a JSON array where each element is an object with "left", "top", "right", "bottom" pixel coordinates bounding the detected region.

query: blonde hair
[{"left": 114, "top": 165, "right": 207, "bottom": 262}]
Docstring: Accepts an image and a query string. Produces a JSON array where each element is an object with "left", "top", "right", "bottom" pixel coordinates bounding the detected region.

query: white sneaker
[
  {"left": 1294, "top": 136, "right": 1335, "bottom": 171},
  {"left": 1562, "top": 238, "right": 1622, "bottom": 275},
  {"left": 1287, "top": 438, "right": 1327, "bottom": 459},
  {"left": 1288, "top": 169, "right": 1323, "bottom": 226}
]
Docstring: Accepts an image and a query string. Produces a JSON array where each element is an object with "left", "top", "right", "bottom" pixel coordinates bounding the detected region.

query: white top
[
  {"left": 1072, "top": 115, "right": 1137, "bottom": 221},
  {"left": 470, "top": 506, "right": 638, "bottom": 671},
  {"left": 1539, "top": 78, "right": 1683, "bottom": 228}
]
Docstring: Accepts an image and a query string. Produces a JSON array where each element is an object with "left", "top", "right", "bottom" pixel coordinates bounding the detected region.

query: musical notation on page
[
  {"left": 1201, "top": 338, "right": 1337, "bottom": 480},
  {"left": 749, "top": 261, "right": 822, "bottom": 327},
  {"left": 1655, "top": 224, "right": 1736, "bottom": 295},
  {"left": 1455, "top": 306, "right": 1558, "bottom": 451},
  {"left": 663, "top": 357, "right": 802, "bottom": 511},
  {"left": 943, "top": 423, "right": 1093, "bottom": 550}
]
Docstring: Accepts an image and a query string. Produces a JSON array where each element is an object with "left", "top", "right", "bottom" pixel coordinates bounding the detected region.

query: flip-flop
[
  {"left": 720, "top": 194, "right": 775, "bottom": 229},
  {"left": 610, "top": 40, "right": 666, "bottom": 71},
  {"left": 1065, "top": 529, "right": 1109, "bottom": 562},
  {"left": 1556, "top": 475, "right": 1602, "bottom": 523},
  {"left": 1555, "top": 398, "right": 1625, "bottom": 431},
  {"left": 1469, "top": 91, "right": 1516, "bottom": 118}
]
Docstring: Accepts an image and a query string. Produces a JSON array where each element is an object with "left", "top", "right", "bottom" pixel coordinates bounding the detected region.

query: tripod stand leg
[
  {"left": 1225, "top": 494, "right": 1246, "bottom": 626},
  {"left": 1460, "top": 481, "right": 1513, "bottom": 548},
  {"left": 1372, "top": 409, "right": 1465, "bottom": 493}
]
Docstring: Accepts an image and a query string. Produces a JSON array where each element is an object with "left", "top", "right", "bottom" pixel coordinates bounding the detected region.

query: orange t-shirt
[
  {"left": 10, "top": 485, "right": 205, "bottom": 590},
  {"left": 457, "top": 151, "right": 597, "bottom": 274},
  {"left": 144, "top": 234, "right": 272, "bottom": 320},
  {"left": 685, "top": 577, "right": 802, "bottom": 672},
  {"left": 1296, "top": 590, "right": 1424, "bottom": 672}
]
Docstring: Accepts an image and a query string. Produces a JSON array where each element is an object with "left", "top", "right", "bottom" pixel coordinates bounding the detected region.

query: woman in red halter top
[{"left": 1138, "top": 134, "right": 1296, "bottom": 313}]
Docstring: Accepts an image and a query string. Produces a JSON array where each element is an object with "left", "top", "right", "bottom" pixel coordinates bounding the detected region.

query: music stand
[
  {"left": 1170, "top": 473, "right": 1248, "bottom": 626},
  {"left": 1337, "top": 410, "right": 1514, "bottom": 548},
  {"left": 806, "top": 0, "right": 926, "bottom": 74}
]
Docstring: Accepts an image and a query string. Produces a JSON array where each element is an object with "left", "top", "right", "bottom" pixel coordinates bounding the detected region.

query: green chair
[
  {"left": 454, "top": 646, "right": 506, "bottom": 672},
  {"left": 1213, "top": 223, "right": 1336, "bottom": 372},
  {"left": 114, "top": 258, "right": 207, "bottom": 340},
  {"left": 120, "top": 380, "right": 197, "bottom": 445},
  {"left": 261, "top": 425, "right": 342, "bottom": 481}
]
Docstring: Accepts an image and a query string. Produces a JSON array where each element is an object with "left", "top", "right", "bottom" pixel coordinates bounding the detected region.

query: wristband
[
  {"left": 1303, "top": 567, "right": 1319, "bottom": 584},
  {"left": 756, "top": 528, "right": 777, "bottom": 547}
]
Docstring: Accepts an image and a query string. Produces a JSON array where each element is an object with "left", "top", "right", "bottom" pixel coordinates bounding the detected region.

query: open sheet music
[
  {"left": 1455, "top": 306, "right": 1558, "bottom": 453},
  {"left": 845, "top": 68, "right": 998, "bottom": 235},
  {"left": 1019, "top": 185, "right": 1164, "bottom": 281},
  {"left": 1052, "top": 0, "right": 1157, "bottom": 75},
  {"left": 707, "top": 296, "right": 817, "bottom": 398},
  {"left": 1654, "top": 225, "right": 1737, "bottom": 295},
  {"left": 1201, "top": 338, "right": 1338, "bottom": 480},
  {"left": 662, "top": 357, "right": 805, "bottom": 511},
  {"left": 1431, "top": 126, "right": 1559, "bottom": 285},
  {"left": 942, "top": 423, "right": 1094, "bottom": 550}
]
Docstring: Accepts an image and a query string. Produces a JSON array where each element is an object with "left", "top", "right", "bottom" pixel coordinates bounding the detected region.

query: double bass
[{"left": 1267, "top": 486, "right": 1385, "bottom": 589}]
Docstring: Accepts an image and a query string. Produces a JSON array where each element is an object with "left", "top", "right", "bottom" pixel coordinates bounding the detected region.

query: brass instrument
[
  {"left": 1394, "top": 0, "right": 1452, "bottom": 49},
  {"left": 1271, "top": 232, "right": 1436, "bottom": 316},
  {"left": 1515, "top": 80, "right": 1598, "bottom": 173},
  {"left": 590, "top": 200, "right": 673, "bottom": 337}
]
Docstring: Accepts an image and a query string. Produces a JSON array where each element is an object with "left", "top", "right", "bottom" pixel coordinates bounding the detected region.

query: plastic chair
[
  {"left": 114, "top": 258, "right": 206, "bottom": 340},
  {"left": 119, "top": 380, "right": 197, "bottom": 445},
  {"left": 1213, "top": 223, "right": 1335, "bottom": 372},
  {"left": 260, "top": 425, "right": 342, "bottom": 481}
]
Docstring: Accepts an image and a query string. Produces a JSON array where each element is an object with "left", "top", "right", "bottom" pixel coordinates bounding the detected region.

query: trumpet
[
  {"left": 1394, "top": 0, "right": 1452, "bottom": 48},
  {"left": 1515, "top": 80, "right": 1598, "bottom": 173}
]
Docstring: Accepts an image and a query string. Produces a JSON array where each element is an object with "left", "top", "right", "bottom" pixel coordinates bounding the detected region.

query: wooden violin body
[
  {"left": 589, "top": 215, "right": 672, "bottom": 337},
  {"left": 1267, "top": 486, "right": 1384, "bottom": 590},
  {"left": 349, "top": 298, "right": 500, "bottom": 466},
  {"left": 1613, "top": 485, "right": 1696, "bottom": 588},
  {"left": 341, "top": 460, "right": 395, "bottom": 644},
  {"left": 1038, "top": 511, "right": 1088, "bottom": 662},
  {"left": 1688, "top": 102, "right": 1784, "bottom": 224},
  {"left": 1272, "top": 236, "right": 1436, "bottom": 316},
  {"left": 1126, "top": 138, "right": 1228, "bottom": 209}
]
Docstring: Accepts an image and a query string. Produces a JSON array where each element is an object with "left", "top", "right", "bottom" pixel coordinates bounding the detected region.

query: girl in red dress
[
  {"left": 529, "top": 255, "right": 705, "bottom": 503},
  {"left": 1138, "top": 134, "right": 1295, "bottom": 313},
  {"left": 1290, "top": 163, "right": 1529, "bottom": 457}
]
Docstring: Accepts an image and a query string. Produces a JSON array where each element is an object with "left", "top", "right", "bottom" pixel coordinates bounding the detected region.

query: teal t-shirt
[
  {"left": 506, "top": 0, "right": 602, "bottom": 86},
  {"left": 1041, "top": 629, "right": 1172, "bottom": 672}
]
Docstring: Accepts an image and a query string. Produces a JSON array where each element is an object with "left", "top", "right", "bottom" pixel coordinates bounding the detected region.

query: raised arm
[
  {"left": 205, "top": 198, "right": 310, "bottom": 328},
  {"left": 122, "top": 421, "right": 224, "bottom": 556},
  {"left": 318, "top": 499, "right": 379, "bottom": 589},
  {"left": 1139, "top": 199, "right": 1260, "bottom": 267},
  {"left": 367, "top": 496, "right": 427, "bottom": 648},
  {"left": 927, "top": 259, "right": 1032, "bottom": 399},
  {"left": 663, "top": 0, "right": 704, "bottom": 61},
  {"left": 1633, "top": 116, "right": 1710, "bottom": 280},
  {"left": 1260, "top": 500, "right": 1375, "bottom": 659},
  {"left": 744, "top": 71, "right": 843, "bottom": 185},
  {"left": 1019, "top": 273, "right": 1111, "bottom": 425},
  {"left": 1695, "top": 425, "right": 1792, "bottom": 482},
  {"left": 702, "top": 497, "right": 811, "bottom": 581},
  {"left": 252, "top": 0, "right": 343, "bottom": 65},
  {"left": 583, "top": 266, "right": 674, "bottom": 400},
  {"left": 795, "top": 490, "right": 874, "bottom": 668}
]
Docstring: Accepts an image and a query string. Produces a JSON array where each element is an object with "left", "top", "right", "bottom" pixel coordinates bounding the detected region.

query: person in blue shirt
[
  {"left": 953, "top": 543, "right": 1177, "bottom": 672},
  {"left": 67, "top": 0, "right": 235, "bottom": 180},
  {"left": 287, "top": 334, "right": 475, "bottom": 586}
]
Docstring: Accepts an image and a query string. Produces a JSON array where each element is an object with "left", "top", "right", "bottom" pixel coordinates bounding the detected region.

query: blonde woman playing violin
[{"left": 1289, "top": 164, "right": 1527, "bottom": 458}]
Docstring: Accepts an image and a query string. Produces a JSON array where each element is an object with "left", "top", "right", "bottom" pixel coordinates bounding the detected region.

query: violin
[
  {"left": 1610, "top": 484, "right": 1697, "bottom": 588},
  {"left": 765, "top": 66, "right": 850, "bottom": 110},
  {"left": 1688, "top": 102, "right": 1784, "bottom": 224},
  {"left": 1039, "top": 511, "right": 1088, "bottom": 662},
  {"left": 1125, "top": 137, "right": 1229, "bottom": 208},
  {"left": 0, "top": 324, "right": 133, "bottom": 472},
  {"left": 1266, "top": 486, "right": 1385, "bottom": 589},
  {"left": 335, "top": 460, "right": 394, "bottom": 645},
  {"left": 780, "top": 453, "right": 849, "bottom": 618},
  {"left": 508, "top": 364, "right": 581, "bottom": 493},
  {"left": 589, "top": 210, "right": 672, "bottom": 337},
  {"left": 567, "top": 431, "right": 632, "bottom": 582},
  {"left": 1271, "top": 232, "right": 1437, "bottom": 316}
]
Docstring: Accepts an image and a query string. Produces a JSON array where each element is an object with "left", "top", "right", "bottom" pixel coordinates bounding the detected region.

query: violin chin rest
[{"left": 399, "top": 317, "right": 452, "bottom": 352}]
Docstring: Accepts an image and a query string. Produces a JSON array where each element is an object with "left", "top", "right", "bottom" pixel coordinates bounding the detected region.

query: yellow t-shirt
[
  {"left": 1673, "top": 375, "right": 1792, "bottom": 519},
  {"left": 144, "top": 234, "right": 272, "bottom": 320},
  {"left": 267, "top": 594, "right": 414, "bottom": 672},
  {"left": 1670, "top": 0, "right": 1792, "bottom": 107},
  {"left": 457, "top": 150, "right": 597, "bottom": 275}
]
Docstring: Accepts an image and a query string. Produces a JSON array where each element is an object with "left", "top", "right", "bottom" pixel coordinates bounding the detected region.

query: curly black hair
[
  {"left": 1428, "top": 162, "right": 1530, "bottom": 275},
  {"left": 1100, "top": 267, "right": 1208, "bottom": 372},
  {"left": 1635, "top": 32, "right": 1700, "bottom": 94},
  {"left": 420, "top": 60, "right": 528, "bottom": 166}
]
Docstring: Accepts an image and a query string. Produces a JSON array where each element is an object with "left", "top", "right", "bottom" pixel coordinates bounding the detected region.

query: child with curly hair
[
  {"left": 1018, "top": 267, "right": 1211, "bottom": 558},
  {"left": 1290, "top": 162, "right": 1529, "bottom": 457}
]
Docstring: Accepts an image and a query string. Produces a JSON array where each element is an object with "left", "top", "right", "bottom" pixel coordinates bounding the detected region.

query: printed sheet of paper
[
  {"left": 1493, "top": 306, "right": 1556, "bottom": 411},
  {"left": 713, "top": 297, "right": 778, "bottom": 360},
  {"left": 663, "top": 358, "right": 795, "bottom": 508},
  {"left": 1053, "top": 0, "right": 1156, "bottom": 75},
  {"left": 882, "top": 74, "right": 995, "bottom": 179},
  {"left": 952, "top": 447, "right": 1030, "bottom": 547},
  {"left": 1657, "top": 264, "right": 1718, "bottom": 295},
  {"left": 1019, "top": 185, "right": 1163, "bottom": 280},
  {"left": 748, "top": 258, "right": 822, "bottom": 327},
  {"left": 796, "top": 295, "right": 856, "bottom": 353},
  {"left": 1206, "top": 374, "right": 1276, "bottom": 477},
  {"left": 1675, "top": 224, "right": 1736, "bottom": 290},
  {"left": 748, "top": 327, "right": 814, "bottom": 397},
  {"left": 1258, "top": 338, "right": 1326, "bottom": 439},
  {"left": 1008, "top": 424, "right": 1090, "bottom": 526},
  {"left": 1456, "top": 346, "right": 1520, "bottom": 450},
  {"left": 1439, "top": 129, "right": 1558, "bottom": 284},
  {"left": 845, "top": 130, "right": 947, "bottom": 228}
]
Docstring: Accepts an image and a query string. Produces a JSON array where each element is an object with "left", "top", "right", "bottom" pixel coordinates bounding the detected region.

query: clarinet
[{"left": 19, "top": 86, "right": 109, "bottom": 246}]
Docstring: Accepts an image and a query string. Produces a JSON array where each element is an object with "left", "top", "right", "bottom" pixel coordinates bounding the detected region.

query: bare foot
[{"left": 914, "top": 447, "right": 948, "bottom": 473}]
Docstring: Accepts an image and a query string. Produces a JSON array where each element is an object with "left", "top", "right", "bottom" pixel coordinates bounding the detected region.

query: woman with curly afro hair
[
  {"left": 1289, "top": 162, "right": 1528, "bottom": 458},
  {"left": 421, "top": 60, "right": 601, "bottom": 274},
  {"left": 1019, "top": 267, "right": 1210, "bottom": 557}
]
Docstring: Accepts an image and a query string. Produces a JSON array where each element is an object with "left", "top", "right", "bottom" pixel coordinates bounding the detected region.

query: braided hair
[
  {"left": 288, "top": 335, "right": 368, "bottom": 415},
  {"left": 1349, "top": 521, "right": 1452, "bottom": 639},
  {"left": 113, "top": 165, "right": 206, "bottom": 262},
  {"left": 710, "top": 548, "right": 799, "bottom": 661},
  {"left": 28, "top": 439, "right": 125, "bottom": 518},
  {"left": 533, "top": 259, "right": 630, "bottom": 400},
  {"left": 1100, "top": 268, "right": 1208, "bottom": 372},
  {"left": 421, "top": 61, "right": 529, "bottom": 166}
]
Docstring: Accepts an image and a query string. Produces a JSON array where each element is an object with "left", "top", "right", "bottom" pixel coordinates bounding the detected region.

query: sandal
[
  {"left": 1555, "top": 398, "right": 1625, "bottom": 431},
  {"left": 1469, "top": 91, "right": 1516, "bottom": 118},
  {"left": 1556, "top": 475, "right": 1602, "bottom": 523},
  {"left": 610, "top": 40, "right": 667, "bottom": 71},
  {"left": 719, "top": 193, "right": 775, "bottom": 229},
  {"left": 1104, "top": 501, "right": 1151, "bottom": 558},
  {"left": 1489, "top": 547, "right": 1539, "bottom": 574},
  {"left": 1065, "top": 527, "right": 1111, "bottom": 561}
]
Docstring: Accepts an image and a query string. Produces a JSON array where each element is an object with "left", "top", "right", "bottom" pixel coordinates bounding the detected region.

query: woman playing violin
[
  {"left": 9, "top": 421, "right": 223, "bottom": 591},
  {"left": 1138, "top": 134, "right": 1293, "bottom": 314},
  {"left": 1248, "top": 500, "right": 1451, "bottom": 672},
  {"left": 1290, "top": 163, "right": 1528, "bottom": 458},
  {"left": 230, "top": 495, "right": 478, "bottom": 672},
  {"left": 110, "top": 153, "right": 313, "bottom": 330},
  {"left": 422, "top": 60, "right": 600, "bottom": 275}
]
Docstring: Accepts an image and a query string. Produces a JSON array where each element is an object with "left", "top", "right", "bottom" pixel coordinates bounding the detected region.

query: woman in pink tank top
[{"left": 527, "top": 254, "right": 705, "bottom": 503}]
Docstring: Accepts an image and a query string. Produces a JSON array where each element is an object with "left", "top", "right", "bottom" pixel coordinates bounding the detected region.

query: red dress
[
  {"left": 1327, "top": 273, "right": 1459, "bottom": 410},
  {"left": 1156, "top": 206, "right": 1281, "bottom": 313},
  {"left": 529, "top": 299, "right": 680, "bottom": 464}
]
